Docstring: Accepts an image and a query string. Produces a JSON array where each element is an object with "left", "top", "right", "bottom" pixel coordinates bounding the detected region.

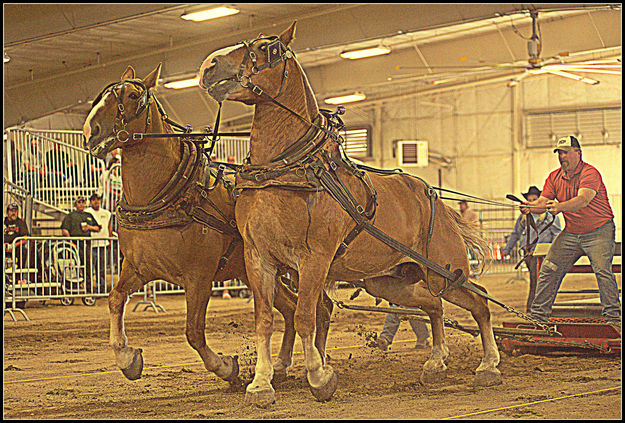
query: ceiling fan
[
  {"left": 392, "top": 9, "right": 621, "bottom": 87},
  {"left": 503, "top": 10, "right": 619, "bottom": 85}
]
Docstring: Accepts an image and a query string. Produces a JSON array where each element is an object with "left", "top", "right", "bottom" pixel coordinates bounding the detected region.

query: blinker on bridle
[
  {"left": 89, "top": 79, "right": 151, "bottom": 143},
  {"left": 235, "top": 36, "right": 293, "bottom": 96}
]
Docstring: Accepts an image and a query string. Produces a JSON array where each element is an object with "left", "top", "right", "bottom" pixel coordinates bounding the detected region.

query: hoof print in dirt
[
  {"left": 420, "top": 369, "right": 447, "bottom": 385},
  {"left": 121, "top": 349, "right": 144, "bottom": 381},
  {"left": 309, "top": 370, "right": 338, "bottom": 402},
  {"left": 474, "top": 369, "right": 502, "bottom": 387}
]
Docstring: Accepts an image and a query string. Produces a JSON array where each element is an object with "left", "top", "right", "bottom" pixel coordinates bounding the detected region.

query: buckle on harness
[
  {"left": 251, "top": 85, "right": 263, "bottom": 96},
  {"left": 132, "top": 133, "right": 144, "bottom": 140}
]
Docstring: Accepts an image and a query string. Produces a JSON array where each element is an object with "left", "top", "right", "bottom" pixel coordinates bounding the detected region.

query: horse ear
[
  {"left": 279, "top": 21, "right": 296, "bottom": 46},
  {"left": 142, "top": 63, "right": 162, "bottom": 89},
  {"left": 121, "top": 65, "right": 135, "bottom": 80}
]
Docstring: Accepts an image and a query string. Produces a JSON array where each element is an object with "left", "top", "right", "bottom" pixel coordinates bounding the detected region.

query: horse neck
[
  {"left": 120, "top": 105, "right": 181, "bottom": 205},
  {"left": 249, "top": 61, "right": 319, "bottom": 165}
]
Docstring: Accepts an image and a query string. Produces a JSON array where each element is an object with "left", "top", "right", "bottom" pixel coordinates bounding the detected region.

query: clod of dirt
[
  {"left": 228, "top": 321, "right": 239, "bottom": 328},
  {"left": 180, "top": 368, "right": 194, "bottom": 373},
  {"left": 4, "top": 365, "right": 23, "bottom": 371},
  {"left": 355, "top": 324, "right": 379, "bottom": 348}
]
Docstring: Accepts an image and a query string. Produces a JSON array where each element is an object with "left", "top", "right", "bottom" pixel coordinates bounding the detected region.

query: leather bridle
[
  {"left": 90, "top": 79, "right": 152, "bottom": 144},
  {"left": 235, "top": 36, "right": 293, "bottom": 98}
]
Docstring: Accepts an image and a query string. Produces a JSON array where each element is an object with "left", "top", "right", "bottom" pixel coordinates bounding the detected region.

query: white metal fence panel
[{"left": 5, "top": 128, "right": 104, "bottom": 211}]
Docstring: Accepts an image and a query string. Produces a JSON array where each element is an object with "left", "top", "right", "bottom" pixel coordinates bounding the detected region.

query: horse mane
[{"left": 294, "top": 59, "right": 319, "bottom": 119}]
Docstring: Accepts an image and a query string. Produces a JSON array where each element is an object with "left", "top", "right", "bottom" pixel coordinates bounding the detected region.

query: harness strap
[
  {"left": 216, "top": 238, "right": 239, "bottom": 272},
  {"left": 310, "top": 156, "right": 466, "bottom": 288}
]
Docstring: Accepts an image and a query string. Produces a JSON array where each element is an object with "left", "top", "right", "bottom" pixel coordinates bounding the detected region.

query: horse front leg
[
  {"left": 109, "top": 259, "right": 147, "bottom": 380},
  {"left": 295, "top": 258, "right": 338, "bottom": 402},
  {"left": 244, "top": 247, "right": 279, "bottom": 408},
  {"left": 184, "top": 278, "right": 241, "bottom": 386},
  {"left": 443, "top": 281, "right": 502, "bottom": 386}
]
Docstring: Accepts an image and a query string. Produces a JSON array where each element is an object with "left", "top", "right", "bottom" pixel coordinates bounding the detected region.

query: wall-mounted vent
[{"left": 397, "top": 140, "right": 428, "bottom": 167}]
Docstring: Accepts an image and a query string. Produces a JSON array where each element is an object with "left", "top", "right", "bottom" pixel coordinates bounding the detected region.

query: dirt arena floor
[{"left": 4, "top": 272, "right": 622, "bottom": 419}]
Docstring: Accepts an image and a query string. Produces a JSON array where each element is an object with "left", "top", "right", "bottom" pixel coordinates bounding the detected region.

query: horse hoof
[
  {"left": 221, "top": 355, "right": 240, "bottom": 385},
  {"left": 245, "top": 387, "right": 276, "bottom": 408},
  {"left": 420, "top": 369, "right": 446, "bottom": 385},
  {"left": 309, "top": 367, "right": 338, "bottom": 402},
  {"left": 121, "top": 348, "right": 143, "bottom": 381},
  {"left": 474, "top": 369, "right": 502, "bottom": 387}
]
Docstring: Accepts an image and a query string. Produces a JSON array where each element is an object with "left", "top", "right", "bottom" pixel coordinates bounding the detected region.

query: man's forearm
[{"left": 555, "top": 195, "right": 590, "bottom": 212}]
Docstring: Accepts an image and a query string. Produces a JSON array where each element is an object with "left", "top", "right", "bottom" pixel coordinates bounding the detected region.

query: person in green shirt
[{"left": 60, "top": 196, "right": 101, "bottom": 292}]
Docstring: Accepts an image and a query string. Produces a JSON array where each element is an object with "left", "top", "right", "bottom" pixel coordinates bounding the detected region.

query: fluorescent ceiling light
[
  {"left": 324, "top": 92, "right": 366, "bottom": 104},
  {"left": 181, "top": 6, "right": 239, "bottom": 22},
  {"left": 340, "top": 46, "right": 391, "bottom": 60},
  {"left": 163, "top": 77, "right": 200, "bottom": 89}
]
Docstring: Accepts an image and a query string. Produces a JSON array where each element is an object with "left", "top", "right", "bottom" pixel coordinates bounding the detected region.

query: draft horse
[
  {"left": 199, "top": 22, "right": 501, "bottom": 407},
  {"left": 82, "top": 64, "right": 333, "bottom": 387}
]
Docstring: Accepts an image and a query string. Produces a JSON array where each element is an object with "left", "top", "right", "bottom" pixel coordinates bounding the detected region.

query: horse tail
[{"left": 442, "top": 203, "right": 490, "bottom": 277}]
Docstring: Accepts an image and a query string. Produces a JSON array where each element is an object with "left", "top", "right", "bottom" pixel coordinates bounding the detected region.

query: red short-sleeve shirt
[{"left": 541, "top": 161, "right": 613, "bottom": 234}]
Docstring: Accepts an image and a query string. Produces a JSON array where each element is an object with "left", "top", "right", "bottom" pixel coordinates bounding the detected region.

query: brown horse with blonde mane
[
  {"left": 199, "top": 22, "right": 501, "bottom": 407},
  {"left": 82, "top": 64, "right": 333, "bottom": 387}
]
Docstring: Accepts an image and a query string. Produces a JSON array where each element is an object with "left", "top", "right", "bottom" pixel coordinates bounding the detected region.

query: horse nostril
[
  {"left": 92, "top": 123, "right": 101, "bottom": 138},
  {"left": 202, "top": 68, "right": 213, "bottom": 89}
]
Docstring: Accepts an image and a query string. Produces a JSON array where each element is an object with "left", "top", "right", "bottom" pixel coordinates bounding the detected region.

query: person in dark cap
[
  {"left": 61, "top": 196, "right": 101, "bottom": 292},
  {"left": 502, "top": 186, "right": 562, "bottom": 311},
  {"left": 4, "top": 203, "right": 30, "bottom": 268},
  {"left": 521, "top": 135, "right": 620, "bottom": 329}
]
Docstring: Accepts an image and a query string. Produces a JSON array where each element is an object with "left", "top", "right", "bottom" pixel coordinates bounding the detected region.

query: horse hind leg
[
  {"left": 184, "top": 279, "right": 241, "bottom": 386},
  {"left": 314, "top": 290, "right": 334, "bottom": 365},
  {"left": 361, "top": 270, "right": 449, "bottom": 384},
  {"left": 109, "top": 260, "right": 146, "bottom": 380},
  {"left": 272, "top": 276, "right": 297, "bottom": 382},
  {"left": 443, "top": 281, "right": 502, "bottom": 387},
  {"left": 271, "top": 276, "right": 333, "bottom": 384}
]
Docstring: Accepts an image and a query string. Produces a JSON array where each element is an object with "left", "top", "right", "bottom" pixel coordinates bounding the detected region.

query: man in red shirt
[{"left": 520, "top": 135, "right": 620, "bottom": 328}]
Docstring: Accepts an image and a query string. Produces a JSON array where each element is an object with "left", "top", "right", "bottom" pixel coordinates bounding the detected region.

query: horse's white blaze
[
  {"left": 83, "top": 91, "right": 110, "bottom": 141},
  {"left": 198, "top": 44, "right": 242, "bottom": 87}
]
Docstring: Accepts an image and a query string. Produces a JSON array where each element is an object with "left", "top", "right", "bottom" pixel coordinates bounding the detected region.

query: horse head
[
  {"left": 83, "top": 63, "right": 162, "bottom": 159},
  {"left": 198, "top": 22, "right": 296, "bottom": 105}
]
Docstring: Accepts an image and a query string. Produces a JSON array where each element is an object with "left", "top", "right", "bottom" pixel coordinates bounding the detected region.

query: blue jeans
[
  {"left": 530, "top": 220, "right": 621, "bottom": 324},
  {"left": 379, "top": 305, "right": 430, "bottom": 344},
  {"left": 91, "top": 246, "right": 108, "bottom": 293}
]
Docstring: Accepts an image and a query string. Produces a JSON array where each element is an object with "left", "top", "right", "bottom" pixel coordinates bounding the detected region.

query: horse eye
[
  {"left": 129, "top": 92, "right": 139, "bottom": 99},
  {"left": 259, "top": 43, "right": 268, "bottom": 52}
]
